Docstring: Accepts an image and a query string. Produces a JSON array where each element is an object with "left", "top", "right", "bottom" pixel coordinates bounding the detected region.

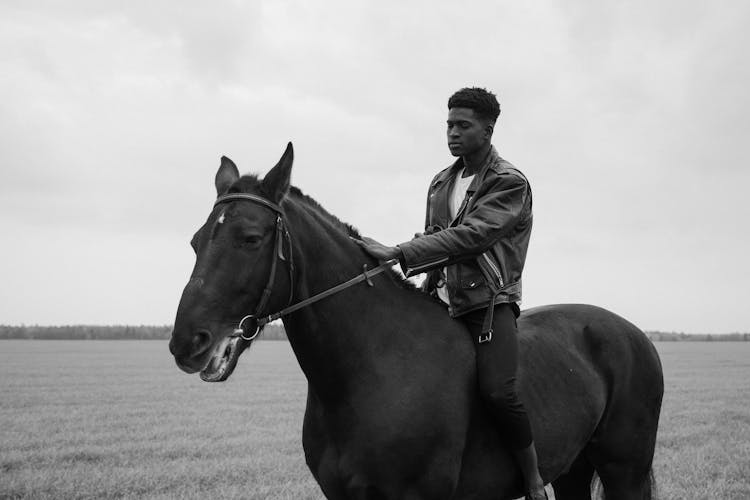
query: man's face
[{"left": 446, "top": 107, "right": 492, "bottom": 157}]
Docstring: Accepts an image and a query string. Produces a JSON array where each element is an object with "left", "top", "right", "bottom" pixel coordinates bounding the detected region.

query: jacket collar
[
  {"left": 428, "top": 146, "right": 500, "bottom": 227},
  {"left": 435, "top": 145, "right": 500, "bottom": 192}
]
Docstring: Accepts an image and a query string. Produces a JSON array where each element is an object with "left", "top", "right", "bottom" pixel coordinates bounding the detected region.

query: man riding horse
[
  {"left": 355, "top": 87, "right": 546, "bottom": 500},
  {"left": 171, "top": 86, "right": 662, "bottom": 500}
]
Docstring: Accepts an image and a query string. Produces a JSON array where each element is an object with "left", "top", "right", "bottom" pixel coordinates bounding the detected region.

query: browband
[{"left": 214, "top": 193, "right": 283, "bottom": 213}]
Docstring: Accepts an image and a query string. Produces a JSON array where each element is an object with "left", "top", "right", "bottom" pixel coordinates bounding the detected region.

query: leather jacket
[{"left": 398, "top": 146, "right": 532, "bottom": 318}]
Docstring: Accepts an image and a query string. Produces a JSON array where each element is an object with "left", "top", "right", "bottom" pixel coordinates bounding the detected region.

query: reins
[{"left": 213, "top": 193, "right": 397, "bottom": 341}]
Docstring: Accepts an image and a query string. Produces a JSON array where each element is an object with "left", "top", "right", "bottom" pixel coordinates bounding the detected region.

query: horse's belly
[
  {"left": 302, "top": 383, "right": 471, "bottom": 499},
  {"left": 304, "top": 422, "right": 465, "bottom": 500}
]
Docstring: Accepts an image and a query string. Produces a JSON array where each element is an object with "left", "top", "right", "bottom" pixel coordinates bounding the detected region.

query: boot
[{"left": 513, "top": 441, "right": 547, "bottom": 500}]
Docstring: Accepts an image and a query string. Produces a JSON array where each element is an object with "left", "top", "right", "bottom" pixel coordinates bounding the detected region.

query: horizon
[{"left": 1, "top": 323, "right": 748, "bottom": 336}]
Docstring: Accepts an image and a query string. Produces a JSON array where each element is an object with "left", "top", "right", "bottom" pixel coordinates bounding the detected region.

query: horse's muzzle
[{"left": 169, "top": 329, "right": 213, "bottom": 373}]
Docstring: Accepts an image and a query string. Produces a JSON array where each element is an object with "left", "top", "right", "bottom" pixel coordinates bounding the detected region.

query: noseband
[{"left": 213, "top": 193, "right": 397, "bottom": 341}]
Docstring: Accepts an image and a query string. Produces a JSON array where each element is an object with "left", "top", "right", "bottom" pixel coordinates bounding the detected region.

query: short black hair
[{"left": 448, "top": 87, "right": 500, "bottom": 123}]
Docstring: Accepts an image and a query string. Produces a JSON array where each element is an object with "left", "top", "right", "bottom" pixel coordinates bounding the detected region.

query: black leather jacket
[{"left": 398, "top": 146, "right": 532, "bottom": 318}]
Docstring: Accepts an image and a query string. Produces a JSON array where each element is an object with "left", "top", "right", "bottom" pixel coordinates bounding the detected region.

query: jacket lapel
[
  {"left": 449, "top": 147, "right": 499, "bottom": 226},
  {"left": 430, "top": 161, "right": 462, "bottom": 227}
]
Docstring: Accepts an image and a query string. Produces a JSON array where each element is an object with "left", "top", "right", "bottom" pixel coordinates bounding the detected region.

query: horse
[{"left": 169, "top": 143, "right": 664, "bottom": 500}]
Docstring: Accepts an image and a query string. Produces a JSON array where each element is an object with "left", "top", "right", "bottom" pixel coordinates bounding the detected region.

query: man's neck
[{"left": 461, "top": 143, "right": 492, "bottom": 176}]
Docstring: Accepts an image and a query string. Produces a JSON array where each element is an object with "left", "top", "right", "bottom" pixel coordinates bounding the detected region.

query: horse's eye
[{"left": 241, "top": 233, "right": 263, "bottom": 248}]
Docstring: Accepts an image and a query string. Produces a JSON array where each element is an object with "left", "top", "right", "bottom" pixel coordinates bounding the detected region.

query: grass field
[{"left": 1, "top": 340, "right": 749, "bottom": 499}]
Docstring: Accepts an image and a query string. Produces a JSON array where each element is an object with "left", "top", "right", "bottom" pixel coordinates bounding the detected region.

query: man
[{"left": 355, "top": 87, "right": 546, "bottom": 500}]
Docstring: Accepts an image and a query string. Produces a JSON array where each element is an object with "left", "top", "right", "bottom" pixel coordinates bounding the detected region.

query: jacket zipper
[{"left": 482, "top": 252, "right": 504, "bottom": 288}]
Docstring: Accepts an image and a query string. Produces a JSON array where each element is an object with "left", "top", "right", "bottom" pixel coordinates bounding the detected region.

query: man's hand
[{"left": 351, "top": 236, "right": 402, "bottom": 262}]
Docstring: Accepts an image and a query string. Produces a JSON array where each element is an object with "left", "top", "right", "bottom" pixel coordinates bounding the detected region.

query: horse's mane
[
  {"left": 231, "top": 175, "right": 417, "bottom": 291},
  {"left": 286, "top": 186, "right": 363, "bottom": 240}
]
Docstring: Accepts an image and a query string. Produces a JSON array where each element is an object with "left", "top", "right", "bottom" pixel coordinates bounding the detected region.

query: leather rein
[{"left": 213, "top": 193, "right": 398, "bottom": 341}]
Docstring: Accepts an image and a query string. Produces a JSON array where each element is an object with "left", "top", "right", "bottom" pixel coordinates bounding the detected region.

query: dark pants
[{"left": 461, "top": 302, "right": 533, "bottom": 450}]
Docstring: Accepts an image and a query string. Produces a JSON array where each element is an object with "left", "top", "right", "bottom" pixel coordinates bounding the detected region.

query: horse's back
[
  {"left": 518, "top": 303, "right": 663, "bottom": 410},
  {"left": 518, "top": 303, "right": 661, "bottom": 382}
]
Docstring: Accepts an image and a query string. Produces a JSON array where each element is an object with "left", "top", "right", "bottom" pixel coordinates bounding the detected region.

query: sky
[{"left": 1, "top": 1, "right": 748, "bottom": 333}]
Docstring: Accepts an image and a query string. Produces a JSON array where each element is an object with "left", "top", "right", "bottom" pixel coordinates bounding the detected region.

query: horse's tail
[
  {"left": 590, "top": 467, "right": 658, "bottom": 499},
  {"left": 591, "top": 474, "right": 603, "bottom": 499},
  {"left": 646, "top": 467, "right": 658, "bottom": 500}
]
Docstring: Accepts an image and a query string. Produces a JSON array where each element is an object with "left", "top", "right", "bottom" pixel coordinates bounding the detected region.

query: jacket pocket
[
  {"left": 461, "top": 279, "right": 482, "bottom": 289},
  {"left": 459, "top": 266, "right": 484, "bottom": 289}
]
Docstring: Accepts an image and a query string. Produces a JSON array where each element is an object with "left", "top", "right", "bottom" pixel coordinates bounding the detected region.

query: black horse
[{"left": 169, "top": 143, "right": 663, "bottom": 500}]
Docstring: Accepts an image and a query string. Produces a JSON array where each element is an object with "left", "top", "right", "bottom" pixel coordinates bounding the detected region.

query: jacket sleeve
[{"left": 398, "top": 172, "right": 529, "bottom": 276}]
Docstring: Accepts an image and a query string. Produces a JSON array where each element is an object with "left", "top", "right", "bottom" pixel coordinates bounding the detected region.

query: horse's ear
[
  {"left": 262, "top": 142, "right": 294, "bottom": 203},
  {"left": 215, "top": 156, "right": 239, "bottom": 196}
]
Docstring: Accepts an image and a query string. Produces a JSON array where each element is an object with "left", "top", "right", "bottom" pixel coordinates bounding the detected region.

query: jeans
[{"left": 460, "top": 302, "right": 532, "bottom": 450}]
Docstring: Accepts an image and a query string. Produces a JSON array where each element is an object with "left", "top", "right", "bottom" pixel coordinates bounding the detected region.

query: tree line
[
  {"left": 0, "top": 324, "right": 288, "bottom": 340},
  {"left": 0, "top": 325, "right": 747, "bottom": 341},
  {"left": 644, "top": 331, "right": 750, "bottom": 342}
]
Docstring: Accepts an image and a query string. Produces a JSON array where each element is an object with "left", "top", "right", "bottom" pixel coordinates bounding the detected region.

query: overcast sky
[{"left": 1, "top": 1, "right": 748, "bottom": 333}]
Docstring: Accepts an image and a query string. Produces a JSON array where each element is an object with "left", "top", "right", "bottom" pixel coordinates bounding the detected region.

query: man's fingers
[{"left": 359, "top": 236, "right": 380, "bottom": 246}]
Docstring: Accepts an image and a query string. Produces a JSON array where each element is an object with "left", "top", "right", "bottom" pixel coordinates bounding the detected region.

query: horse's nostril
[{"left": 192, "top": 330, "right": 213, "bottom": 356}]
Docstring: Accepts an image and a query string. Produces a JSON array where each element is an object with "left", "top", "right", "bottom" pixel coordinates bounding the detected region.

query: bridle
[{"left": 213, "top": 193, "right": 398, "bottom": 341}]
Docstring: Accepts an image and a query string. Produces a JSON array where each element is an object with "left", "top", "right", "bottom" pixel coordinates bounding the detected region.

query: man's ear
[
  {"left": 215, "top": 156, "right": 239, "bottom": 196},
  {"left": 484, "top": 122, "right": 495, "bottom": 140},
  {"left": 262, "top": 142, "right": 294, "bottom": 203}
]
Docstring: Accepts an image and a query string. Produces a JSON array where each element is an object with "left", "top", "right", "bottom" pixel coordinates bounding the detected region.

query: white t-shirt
[{"left": 437, "top": 168, "right": 475, "bottom": 304}]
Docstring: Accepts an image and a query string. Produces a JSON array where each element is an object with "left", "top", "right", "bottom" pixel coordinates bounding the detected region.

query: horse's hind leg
[
  {"left": 586, "top": 415, "right": 658, "bottom": 500},
  {"left": 586, "top": 405, "right": 659, "bottom": 500},
  {"left": 584, "top": 327, "right": 662, "bottom": 500},
  {"left": 551, "top": 452, "right": 595, "bottom": 500}
]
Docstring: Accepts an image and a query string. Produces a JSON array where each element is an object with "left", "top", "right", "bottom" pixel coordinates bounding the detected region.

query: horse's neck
[{"left": 281, "top": 200, "right": 407, "bottom": 402}]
